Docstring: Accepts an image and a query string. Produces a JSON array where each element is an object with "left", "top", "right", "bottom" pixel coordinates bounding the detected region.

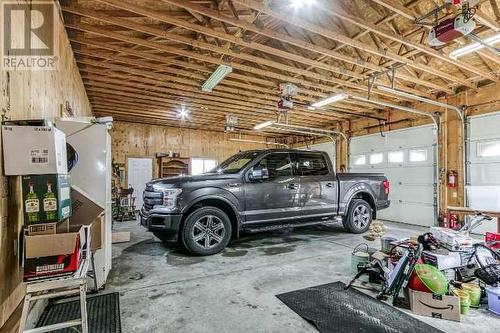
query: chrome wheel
[
  {"left": 192, "top": 215, "right": 225, "bottom": 249},
  {"left": 353, "top": 205, "right": 370, "bottom": 229}
]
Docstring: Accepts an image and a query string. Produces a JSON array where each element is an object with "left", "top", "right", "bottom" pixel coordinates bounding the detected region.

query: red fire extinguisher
[
  {"left": 448, "top": 170, "right": 457, "bottom": 188},
  {"left": 449, "top": 214, "right": 459, "bottom": 229}
]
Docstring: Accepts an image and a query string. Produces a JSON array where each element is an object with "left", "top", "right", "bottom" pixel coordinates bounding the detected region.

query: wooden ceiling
[{"left": 61, "top": 0, "right": 500, "bottom": 134}]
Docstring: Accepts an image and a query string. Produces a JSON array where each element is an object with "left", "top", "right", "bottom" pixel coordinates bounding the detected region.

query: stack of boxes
[{"left": 2, "top": 124, "right": 100, "bottom": 281}]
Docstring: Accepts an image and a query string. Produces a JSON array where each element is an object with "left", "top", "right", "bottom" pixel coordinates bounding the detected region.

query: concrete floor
[{"left": 108, "top": 220, "right": 499, "bottom": 333}]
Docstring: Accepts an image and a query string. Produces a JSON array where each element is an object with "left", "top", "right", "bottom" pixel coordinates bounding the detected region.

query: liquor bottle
[
  {"left": 25, "top": 181, "right": 40, "bottom": 223},
  {"left": 43, "top": 181, "right": 58, "bottom": 221}
]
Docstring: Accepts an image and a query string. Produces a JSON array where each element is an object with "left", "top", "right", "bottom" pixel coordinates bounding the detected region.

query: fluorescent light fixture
[
  {"left": 311, "top": 93, "right": 347, "bottom": 108},
  {"left": 377, "top": 86, "right": 460, "bottom": 112},
  {"left": 254, "top": 120, "right": 274, "bottom": 130},
  {"left": 202, "top": 65, "right": 232, "bottom": 92},
  {"left": 449, "top": 32, "right": 500, "bottom": 59},
  {"left": 229, "top": 138, "right": 288, "bottom": 147}
]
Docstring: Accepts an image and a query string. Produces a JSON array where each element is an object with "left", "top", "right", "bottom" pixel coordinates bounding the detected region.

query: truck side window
[
  {"left": 294, "top": 152, "right": 329, "bottom": 176},
  {"left": 254, "top": 153, "right": 292, "bottom": 180}
]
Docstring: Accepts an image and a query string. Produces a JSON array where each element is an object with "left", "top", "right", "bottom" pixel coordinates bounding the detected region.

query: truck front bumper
[{"left": 139, "top": 210, "right": 182, "bottom": 234}]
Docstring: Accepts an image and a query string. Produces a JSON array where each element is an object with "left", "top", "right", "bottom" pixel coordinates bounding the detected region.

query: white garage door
[
  {"left": 298, "top": 141, "right": 336, "bottom": 170},
  {"left": 349, "top": 125, "right": 437, "bottom": 226},
  {"left": 467, "top": 111, "right": 500, "bottom": 234}
]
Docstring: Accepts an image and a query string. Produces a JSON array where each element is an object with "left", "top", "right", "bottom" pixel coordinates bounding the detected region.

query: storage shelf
[{"left": 158, "top": 157, "right": 190, "bottom": 178}]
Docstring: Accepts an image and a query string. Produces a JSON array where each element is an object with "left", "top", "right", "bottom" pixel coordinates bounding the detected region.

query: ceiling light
[
  {"left": 201, "top": 65, "right": 232, "bottom": 92},
  {"left": 290, "top": 0, "right": 316, "bottom": 10},
  {"left": 254, "top": 120, "right": 274, "bottom": 130},
  {"left": 177, "top": 106, "right": 188, "bottom": 120},
  {"left": 307, "top": 106, "right": 316, "bottom": 110},
  {"left": 449, "top": 32, "right": 500, "bottom": 59},
  {"left": 229, "top": 138, "right": 288, "bottom": 147},
  {"left": 311, "top": 93, "right": 347, "bottom": 108}
]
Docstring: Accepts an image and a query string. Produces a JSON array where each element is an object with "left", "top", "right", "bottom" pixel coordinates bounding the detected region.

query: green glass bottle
[
  {"left": 25, "top": 181, "right": 40, "bottom": 223},
  {"left": 43, "top": 181, "right": 58, "bottom": 221}
]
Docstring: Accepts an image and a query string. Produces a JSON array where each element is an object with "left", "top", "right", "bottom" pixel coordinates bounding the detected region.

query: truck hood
[{"left": 147, "top": 173, "right": 239, "bottom": 188}]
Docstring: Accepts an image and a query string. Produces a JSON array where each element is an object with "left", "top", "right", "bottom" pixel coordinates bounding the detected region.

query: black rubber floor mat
[
  {"left": 36, "top": 292, "right": 121, "bottom": 333},
  {"left": 277, "top": 281, "right": 444, "bottom": 333}
]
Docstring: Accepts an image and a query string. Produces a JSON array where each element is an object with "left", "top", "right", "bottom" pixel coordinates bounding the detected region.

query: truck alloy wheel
[
  {"left": 181, "top": 207, "right": 232, "bottom": 255},
  {"left": 192, "top": 215, "right": 225, "bottom": 249},
  {"left": 343, "top": 199, "right": 372, "bottom": 234}
]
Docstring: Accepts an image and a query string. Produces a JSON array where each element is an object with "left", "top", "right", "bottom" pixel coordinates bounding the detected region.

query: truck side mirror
[{"left": 249, "top": 166, "right": 269, "bottom": 181}]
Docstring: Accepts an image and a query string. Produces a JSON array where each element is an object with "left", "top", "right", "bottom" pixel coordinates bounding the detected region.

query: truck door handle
[
  {"left": 288, "top": 183, "right": 299, "bottom": 190},
  {"left": 326, "top": 182, "right": 334, "bottom": 188}
]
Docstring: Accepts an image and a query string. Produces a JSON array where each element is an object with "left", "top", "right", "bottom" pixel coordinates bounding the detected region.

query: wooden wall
[
  {"left": 0, "top": 1, "right": 91, "bottom": 329},
  {"left": 111, "top": 121, "right": 266, "bottom": 178}
]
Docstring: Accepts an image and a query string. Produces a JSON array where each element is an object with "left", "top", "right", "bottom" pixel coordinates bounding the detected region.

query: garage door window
[
  {"left": 192, "top": 158, "right": 218, "bottom": 175},
  {"left": 409, "top": 149, "right": 427, "bottom": 162},
  {"left": 353, "top": 155, "right": 366, "bottom": 166},
  {"left": 369, "top": 153, "right": 383, "bottom": 165},
  {"left": 477, "top": 140, "right": 500, "bottom": 157},
  {"left": 388, "top": 151, "right": 404, "bottom": 163}
]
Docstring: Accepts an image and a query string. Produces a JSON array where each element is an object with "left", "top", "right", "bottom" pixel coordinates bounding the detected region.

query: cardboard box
[
  {"left": 2, "top": 125, "right": 68, "bottom": 175},
  {"left": 22, "top": 174, "right": 72, "bottom": 224},
  {"left": 27, "top": 223, "right": 57, "bottom": 236},
  {"left": 422, "top": 249, "right": 474, "bottom": 270},
  {"left": 23, "top": 226, "right": 85, "bottom": 281},
  {"left": 409, "top": 289, "right": 460, "bottom": 322},
  {"left": 429, "top": 227, "right": 475, "bottom": 251},
  {"left": 69, "top": 186, "right": 104, "bottom": 252}
]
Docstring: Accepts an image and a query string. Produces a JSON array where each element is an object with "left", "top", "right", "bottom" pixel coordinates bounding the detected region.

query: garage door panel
[
  {"left": 350, "top": 125, "right": 436, "bottom": 226},
  {"left": 469, "top": 113, "right": 500, "bottom": 140},
  {"left": 390, "top": 185, "right": 435, "bottom": 204},
  {"left": 379, "top": 201, "right": 435, "bottom": 227},
  {"left": 383, "top": 167, "right": 434, "bottom": 185},
  {"left": 467, "top": 112, "right": 500, "bottom": 234},
  {"left": 468, "top": 163, "right": 500, "bottom": 185}
]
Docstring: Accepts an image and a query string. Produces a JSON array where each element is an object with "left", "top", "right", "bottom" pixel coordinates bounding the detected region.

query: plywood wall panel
[
  {"left": 112, "top": 121, "right": 266, "bottom": 178},
  {"left": 0, "top": 1, "right": 91, "bottom": 329}
]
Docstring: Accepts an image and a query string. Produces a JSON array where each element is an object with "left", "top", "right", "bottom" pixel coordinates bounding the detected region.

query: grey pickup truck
[{"left": 140, "top": 149, "right": 390, "bottom": 255}]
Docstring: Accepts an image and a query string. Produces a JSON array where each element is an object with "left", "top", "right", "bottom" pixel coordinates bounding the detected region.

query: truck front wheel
[
  {"left": 342, "top": 199, "right": 372, "bottom": 234},
  {"left": 181, "top": 207, "right": 232, "bottom": 256}
]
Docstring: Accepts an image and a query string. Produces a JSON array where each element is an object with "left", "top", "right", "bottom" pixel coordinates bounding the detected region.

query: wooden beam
[
  {"left": 233, "top": 0, "right": 480, "bottom": 87},
  {"left": 160, "top": 0, "right": 454, "bottom": 93}
]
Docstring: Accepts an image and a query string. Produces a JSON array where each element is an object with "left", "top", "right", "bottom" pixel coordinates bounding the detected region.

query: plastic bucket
[
  {"left": 462, "top": 283, "right": 481, "bottom": 308},
  {"left": 381, "top": 236, "right": 397, "bottom": 254},
  {"left": 453, "top": 289, "right": 471, "bottom": 315},
  {"left": 351, "top": 244, "right": 370, "bottom": 274},
  {"left": 486, "top": 286, "right": 500, "bottom": 316},
  {"left": 408, "top": 264, "right": 448, "bottom": 295}
]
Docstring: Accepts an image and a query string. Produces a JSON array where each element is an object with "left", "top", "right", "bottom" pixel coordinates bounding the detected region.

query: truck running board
[{"left": 243, "top": 219, "right": 339, "bottom": 233}]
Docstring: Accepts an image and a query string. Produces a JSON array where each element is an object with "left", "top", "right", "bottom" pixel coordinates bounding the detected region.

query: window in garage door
[
  {"left": 467, "top": 111, "right": 500, "bottom": 234},
  {"left": 349, "top": 125, "right": 437, "bottom": 227}
]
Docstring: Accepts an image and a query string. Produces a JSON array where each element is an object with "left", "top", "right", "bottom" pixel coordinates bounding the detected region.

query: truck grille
[{"left": 143, "top": 187, "right": 163, "bottom": 211}]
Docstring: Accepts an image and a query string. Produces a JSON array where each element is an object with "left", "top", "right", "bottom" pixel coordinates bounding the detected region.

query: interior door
[
  {"left": 243, "top": 152, "right": 300, "bottom": 225},
  {"left": 127, "top": 157, "right": 153, "bottom": 209},
  {"left": 292, "top": 152, "right": 337, "bottom": 221}
]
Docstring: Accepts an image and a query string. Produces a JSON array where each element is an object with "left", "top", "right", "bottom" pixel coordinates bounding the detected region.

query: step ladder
[{"left": 18, "top": 259, "right": 90, "bottom": 333}]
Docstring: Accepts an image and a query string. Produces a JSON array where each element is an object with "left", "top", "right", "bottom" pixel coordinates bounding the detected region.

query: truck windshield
[{"left": 212, "top": 151, "right": 260, "bottom": 174}]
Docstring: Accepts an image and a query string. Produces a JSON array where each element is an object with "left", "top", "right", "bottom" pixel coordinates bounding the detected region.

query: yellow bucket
[{"left": 462, "top": 283, "right": 481, "bottom": 308}]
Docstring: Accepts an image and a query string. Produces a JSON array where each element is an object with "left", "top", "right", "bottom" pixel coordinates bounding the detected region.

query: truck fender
[
  {"left": 341, "top": 184, "right": 377, "bottom": 216},
  {"left": 181, "top": 191, "right": 242, "bottom": 237}
]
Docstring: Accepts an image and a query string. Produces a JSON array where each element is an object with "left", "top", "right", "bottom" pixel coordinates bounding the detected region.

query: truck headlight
[{"left": 162, "top": 189, "right": 182, "bottom": 209}]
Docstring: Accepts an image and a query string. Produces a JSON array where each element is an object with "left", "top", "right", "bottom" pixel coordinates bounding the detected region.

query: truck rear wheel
[
  {"left": 342, "top": 199, "right": 372, "bottom": 234},
  {"left": 181, "top": 207, "right": 232, "bottom": 256}
]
